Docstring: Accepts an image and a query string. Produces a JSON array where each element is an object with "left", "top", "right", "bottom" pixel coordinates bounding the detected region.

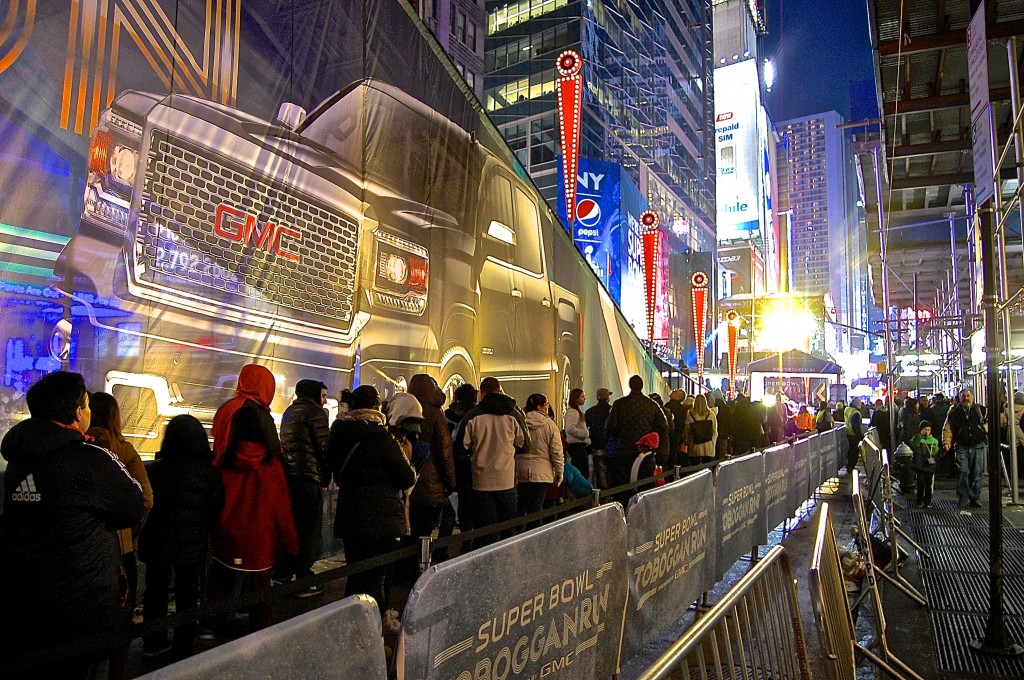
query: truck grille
[{"left": 138, "top": 132, "right": 359, "bottom": 327}]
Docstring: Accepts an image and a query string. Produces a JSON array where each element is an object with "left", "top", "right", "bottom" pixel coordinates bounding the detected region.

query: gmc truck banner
[{"left": 0, "top": 0, "right": 665, "bottom": 450}]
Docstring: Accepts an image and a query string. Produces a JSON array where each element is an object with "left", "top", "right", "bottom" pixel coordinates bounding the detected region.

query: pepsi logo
[{"left": 576, "top": 199, "right": 602, "bottom": 227}]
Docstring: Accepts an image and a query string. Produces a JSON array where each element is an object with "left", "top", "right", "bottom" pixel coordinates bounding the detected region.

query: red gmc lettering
[{"left": 214, "top": 203, "right": 301, "bottom": 261}]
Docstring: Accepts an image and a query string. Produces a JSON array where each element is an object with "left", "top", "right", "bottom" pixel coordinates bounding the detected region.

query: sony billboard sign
[{"left": 714, "top": 61, "right": 762, "bottom": 242}]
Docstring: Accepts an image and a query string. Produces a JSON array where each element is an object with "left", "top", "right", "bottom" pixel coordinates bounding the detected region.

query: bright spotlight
[{"left": 764, "top": 58, "right": 776, "bottom": 93}]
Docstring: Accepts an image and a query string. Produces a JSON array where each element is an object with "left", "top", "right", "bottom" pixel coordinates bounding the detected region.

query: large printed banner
[
  {"left": 622, "top": 470, "right": 715, "bottom": 660},
  {"left": 714, "top": 453, "right": 766, "bottom": 580},
  {"left": 762, "top": 444, "right": 793, "bottom": 532},
  {"left": 0, "top": 0, "right": 666, "bottom": 450},
  {"left": 398, "top": 505, "right": 628, "bottom": 679},
  {"left": 791, "top": 435, "right": 813, "bottom": 513},
  {"left": 140, "top": 595, "right": 386, "bottom": 679}
]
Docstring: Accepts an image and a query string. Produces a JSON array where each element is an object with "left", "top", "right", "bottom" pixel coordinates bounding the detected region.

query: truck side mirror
[{"left": 275, "top": 103, "right": 307, "bottom": 130}]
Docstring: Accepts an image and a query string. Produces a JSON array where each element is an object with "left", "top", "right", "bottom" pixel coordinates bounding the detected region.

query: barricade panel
[
  {"left": 622, "top": 470, "right": 716, "bottom": 659},
  {"left": 714, "top": 452, "right": 766, "bottom": 580},
  {"left": 792, "top": 435, "right": 813, "bottom": 511},
  {"left": 808, "top": 504, "right": 858, "bottom": 680},
  {"left": 397, "top": 504, "right": 628, "bottom": 679},
  {"left": 763, "top": 443, "right": 794, "bottom": 530},
  {"left": 138, "top": 595, "right": 386, "bottom": 680},
  {"left": 633, "top": 545, "right": 811, "bottom": 680}
]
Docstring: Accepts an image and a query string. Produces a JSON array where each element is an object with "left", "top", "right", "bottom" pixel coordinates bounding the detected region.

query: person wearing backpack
[
  {"left": 684, "top": 394, "right": 718, "bottom": 464},
  {"left": 942, "top": 388, "right": 988, "bottom": 509}
]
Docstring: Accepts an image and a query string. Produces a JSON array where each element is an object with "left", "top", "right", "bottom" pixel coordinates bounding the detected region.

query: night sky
[{"left": 762, "top": 0, "right": 876, "bottom": 122}]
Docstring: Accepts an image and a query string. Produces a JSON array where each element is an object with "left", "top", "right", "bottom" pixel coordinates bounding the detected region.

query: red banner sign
[
  {"left": 556, "top": 51, "right": 583, "bottom": 223},
  {"left": 691, "top": 271, "right": 709, "bottom": 386}
]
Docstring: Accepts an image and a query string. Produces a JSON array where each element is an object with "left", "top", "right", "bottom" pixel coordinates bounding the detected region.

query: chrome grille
[{"left": 138, "top": 132, "right": 358, "bottom": 327}]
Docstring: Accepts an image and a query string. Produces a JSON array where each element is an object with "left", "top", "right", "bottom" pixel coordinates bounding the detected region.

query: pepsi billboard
[
  {"left": 557, "top": 158, "right": 623, "bottom": 291},
  {"left": 557, "top": 158, "right": 663, "bottom": 340}
]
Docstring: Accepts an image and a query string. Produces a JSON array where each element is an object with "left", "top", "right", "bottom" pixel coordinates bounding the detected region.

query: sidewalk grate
[
  {"left": 914, "top": 525, "right": 1024, "bottom": 549},
  {"left": 904, "top": 508, "right": 990, "bottom": 528},
  {"left": 931, "top": 611, "right": 1024, "bottom": 676},
  {"left": 921, "top": 571, "right": 1024, "bottom": 615},
  {"left": 920, "top": 546, "right": 1024, "bottom": 573}
]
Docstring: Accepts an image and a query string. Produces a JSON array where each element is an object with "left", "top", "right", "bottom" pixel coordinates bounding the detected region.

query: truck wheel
[
  {"left": 559, "top": 357, "right": 573, "bottom": 419},
  {"left": 440, "top": 354, "right": 476, "bottom": 406}
]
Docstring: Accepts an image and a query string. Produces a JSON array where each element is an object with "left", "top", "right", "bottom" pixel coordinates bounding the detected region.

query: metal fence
[
  {"left": 808, "top": 502, "right": 858, "bottom": 680},
  {"left": 634, "top": 544, "right": 812, "bottom": 680}
]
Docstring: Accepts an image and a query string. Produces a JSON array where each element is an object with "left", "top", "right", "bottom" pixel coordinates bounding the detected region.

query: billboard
[
  {"left": 557, "top": 158, "right": 623, "bottom": 291},
  {"left": 557, "top": 158, "right": 665, "bottom": 341},
  {"left": 714, "top": 60, "right": 762, "bottom": 241},
  {"left": 0, "top": 0, "right": 666, "bottom": 451},
  {"left": 717, "top": 243, "right": 764, "bottom": 298}
]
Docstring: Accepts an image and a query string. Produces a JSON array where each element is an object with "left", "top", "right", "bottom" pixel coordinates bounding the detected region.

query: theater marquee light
[{"left": 556, "top": 50, "right": 583, "bottom": 223}]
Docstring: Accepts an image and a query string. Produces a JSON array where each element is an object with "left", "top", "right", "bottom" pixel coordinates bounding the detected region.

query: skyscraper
[
  {"left": 777, "top": 111, "right": 870, "bottom": 355},
  {"left": 410, "top": 0, "right": 486, "bottom": 100},
  {"left": 482, "top": 0, "right": 717, "bottom": 250}
]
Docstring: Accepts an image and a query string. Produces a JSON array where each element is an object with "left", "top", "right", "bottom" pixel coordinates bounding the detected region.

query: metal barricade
[
  {"left": 635, "top": 544, "right": 811, "bottom": 680},
  {"left": 810, "top": 501, "right": 925, "bottom": 680},
  {"left": 809, "top": 502, "right": 858, "bottom": 680}
]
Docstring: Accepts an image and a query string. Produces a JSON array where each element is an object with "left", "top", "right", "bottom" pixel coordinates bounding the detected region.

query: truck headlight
[{"left": 109, "top": 145, "right": 139, "bottom": 185}]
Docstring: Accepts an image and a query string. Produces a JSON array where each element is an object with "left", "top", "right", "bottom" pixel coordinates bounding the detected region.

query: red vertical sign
[
  {"left": 691, "top": 271, "right": 709, "bottom": 387},
  {"left": 726, "top": 309, "right": 739, "bottom": 399},
  {"left": 640, "top": 211, "right": 660, "bottom": 343},
  {"left": 556, "top": 51, "right": 583, "bottom": 223}
]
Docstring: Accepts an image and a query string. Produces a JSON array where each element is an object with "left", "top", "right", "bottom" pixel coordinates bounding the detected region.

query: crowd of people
[{"left": 2, "top": 363, "right": 1015, "bottom": 679}]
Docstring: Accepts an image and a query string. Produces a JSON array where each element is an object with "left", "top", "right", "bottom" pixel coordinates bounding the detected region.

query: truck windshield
[{"left": 302, "top": 87, "right": 475, "bottom": 225}]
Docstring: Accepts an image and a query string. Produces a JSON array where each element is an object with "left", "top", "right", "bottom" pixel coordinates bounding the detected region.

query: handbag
[{"left": 689, "top": 416, "right": 714, "bottom": 445}]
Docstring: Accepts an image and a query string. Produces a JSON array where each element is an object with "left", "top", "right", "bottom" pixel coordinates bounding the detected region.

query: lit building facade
[{"left": 482, "top": 0, "right": 718, "bottom": 364}]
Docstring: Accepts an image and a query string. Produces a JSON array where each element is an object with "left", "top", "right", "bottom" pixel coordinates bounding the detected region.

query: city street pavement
[{"left": 124, "top": 464, "right": 1024, "bottom": 679}]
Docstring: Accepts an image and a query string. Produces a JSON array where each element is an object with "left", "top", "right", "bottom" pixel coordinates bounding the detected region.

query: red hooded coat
[
  {"left": 212, "top": 441, "right": 298, "bottom": 571},
  {"left": 212, "top": 365, "right": 276, "bottom": 464}
]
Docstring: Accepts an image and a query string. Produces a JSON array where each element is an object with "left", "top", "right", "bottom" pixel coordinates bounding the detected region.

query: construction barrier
[
  {"left": 634, "top": 545, "right": 812, "bottom": 680},
  {"left": 714, "top": 452, "right": 767, "bottom": 580},
  {"left": 763, "top": 443, "right": 796, "bottom": 531},
  {"left": 622, "top": 470, "right": 716, "bottom": 660},
  {"left": 139, "top": 595, "right": 386, "bottom": 680},
  {"left": 397, "top": 504, "right": 629, "bottom": 679},
  {"left": 791, "top": 435, "right": 813, "bottom": 512}
]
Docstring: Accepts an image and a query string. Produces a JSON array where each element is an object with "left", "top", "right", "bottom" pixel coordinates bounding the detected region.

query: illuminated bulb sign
[
  {"left": 556, "top": 51, "right": 583, "bottom": 223},
  {"left": 691, "top": 270, "right": 710, "bottom": 382},
  {"left": 640, "top": 210, "right": 660, "bottom": 343},
  {"left": 726, "top": 309, "right": 740, "bottom": 399}
]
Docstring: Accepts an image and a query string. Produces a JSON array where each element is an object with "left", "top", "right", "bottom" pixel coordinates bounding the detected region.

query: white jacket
[{"left": 563, "top": 408, "right": 590, "bottom": 445}]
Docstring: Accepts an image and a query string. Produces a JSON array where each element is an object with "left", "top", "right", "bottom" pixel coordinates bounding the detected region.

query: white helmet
[{"left": 386, "top": 392, "right": 424, "bottom": 432}]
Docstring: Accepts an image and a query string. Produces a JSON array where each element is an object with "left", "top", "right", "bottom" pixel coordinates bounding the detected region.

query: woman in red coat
[{"left": 207, "top": 405, "right": 298, "bottom": 635}]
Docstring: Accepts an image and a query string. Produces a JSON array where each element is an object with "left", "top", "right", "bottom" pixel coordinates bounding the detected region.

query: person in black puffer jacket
[
  {"left": 328, "top": 385, "right": 415, "bottom": 613},
  {"left": 604, "top": 375, "right": 669, "bottom": 494},
  {"left": 138, "top": 415, "right": 225, "bottom": 659},
  {"left": 276, "top": 379, "right": 330, "bottom": 592}
]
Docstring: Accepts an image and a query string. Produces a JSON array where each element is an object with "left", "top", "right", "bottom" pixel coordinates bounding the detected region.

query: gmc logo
[
  {"left": 214, "top": 204, "right": 300, "bottom": 261},
  {"left": 716, "top": 112, "right": 733, "bottom": 122}
]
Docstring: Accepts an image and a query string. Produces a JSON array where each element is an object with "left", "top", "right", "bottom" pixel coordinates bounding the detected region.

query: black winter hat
[{"left": 919, "top": 420, "right": 931, "bottom": 431}]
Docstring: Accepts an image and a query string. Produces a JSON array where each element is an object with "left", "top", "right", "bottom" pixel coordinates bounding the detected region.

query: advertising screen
[
  {"left": 557, "top": 157, "right": 623, "bottom": 291},
  {"left": 0, "top": 0, "right": 666, "bottom": 452},
  {"left": 714, "top": 60, "right": 762, "bottom": 241}
]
